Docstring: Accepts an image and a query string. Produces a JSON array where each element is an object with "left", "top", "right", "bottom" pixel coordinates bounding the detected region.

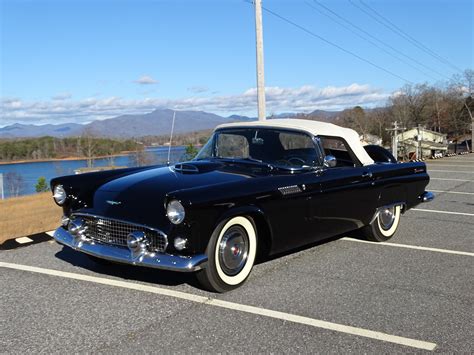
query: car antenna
[{"left": 167, "top": 110, "right": 176, "bottom": 166}]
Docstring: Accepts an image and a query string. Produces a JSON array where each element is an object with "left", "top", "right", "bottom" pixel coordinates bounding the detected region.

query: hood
[{"left": 84, "top": 161, "right": 263, "bottom": 227}]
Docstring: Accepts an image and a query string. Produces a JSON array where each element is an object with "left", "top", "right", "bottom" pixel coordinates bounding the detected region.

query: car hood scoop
[{"left": 172, "top": 161, "right": 222, "bottom": 174}]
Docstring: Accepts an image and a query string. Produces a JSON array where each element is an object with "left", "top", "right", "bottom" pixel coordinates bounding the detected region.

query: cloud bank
[{"left": 0, "top": 83, "right": 388, "bottom": 127}]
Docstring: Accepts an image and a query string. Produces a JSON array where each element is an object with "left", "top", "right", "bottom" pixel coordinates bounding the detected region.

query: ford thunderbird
[{"left": 51, "top": 119, "right": 434, "bottom": 292}]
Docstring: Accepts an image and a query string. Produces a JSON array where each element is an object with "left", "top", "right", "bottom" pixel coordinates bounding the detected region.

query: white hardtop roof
[{"left": 216, "top": 119, "right": 374, "bottom": 166}]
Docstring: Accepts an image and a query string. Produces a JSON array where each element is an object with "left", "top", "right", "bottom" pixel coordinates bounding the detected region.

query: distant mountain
[
  {"left": 227, "top": 114, "right": 255, "bottom": 121},
  {"left": 307, "top": 110, "right": 342, "bottom": 121},
  {"left": 86, "top": 109, "right": 232, "bottom": 138},
  {"left": 0, "top": 108, "right": 348, "bottom": 139},
  {"left": 0, "top": 123, "right": 83, "bottom": 138},
  {"left": 0, "top": 109, "right": 239, "bottom": 138}
]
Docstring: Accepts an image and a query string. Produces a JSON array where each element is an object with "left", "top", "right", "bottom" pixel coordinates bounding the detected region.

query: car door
[{"left": 307, "top": 137, "right": 378, "bottom": 239}]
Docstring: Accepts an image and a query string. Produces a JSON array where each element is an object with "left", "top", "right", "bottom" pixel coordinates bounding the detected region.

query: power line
[
  {"left": 306, "top": 0, "right": 448, "bottom": 81},
  {"left": 350, "top": 0, "right": 463, "bottom": 73},
  {"left": 358, "top": 0, "right": 463, "bottom": 73},
  {"left": 251, "top": 2, "right": 413, "bottom": 84}
]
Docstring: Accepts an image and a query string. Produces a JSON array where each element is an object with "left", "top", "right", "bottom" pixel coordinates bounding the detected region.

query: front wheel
[
  {"left": 362, "top": 205, "right": 401, "bottom": 242},
  {"left": 196, "top": 216, "right": 257, "bottom": 293}
]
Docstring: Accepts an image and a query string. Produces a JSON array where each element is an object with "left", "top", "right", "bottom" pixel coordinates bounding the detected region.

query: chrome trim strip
[
  {"left": 72, "top": 212, "right": 169, "bottom": 251},
  {"left": 420, "top": 191, "right": 435, "bottom": 203},
  {"left": 53, "top": 227, "right": 207, "bottom": 272}
]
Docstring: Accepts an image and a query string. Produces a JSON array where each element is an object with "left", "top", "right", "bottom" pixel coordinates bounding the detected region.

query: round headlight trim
[
  {"left": 53, "top": 185, "right": 67, "bottom": 205},
  {"left": 166, "top": 200, "right": 185, "bottom": 224}
]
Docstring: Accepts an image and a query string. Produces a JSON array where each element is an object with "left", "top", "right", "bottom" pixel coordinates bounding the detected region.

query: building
[
  {"left": 360, "top": 133, "right": 382, "bottom": 146},
  {"left": 397, "top": 127, "right": 447, "bottom": 160}
]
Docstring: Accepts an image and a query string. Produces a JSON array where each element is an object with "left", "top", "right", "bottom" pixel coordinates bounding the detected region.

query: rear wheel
[
  {"left": 362, "top": 205, "right": 401, "bottom": 242},
  {"left": 196, "top": 216, "right": 257, "bottom": 293}
]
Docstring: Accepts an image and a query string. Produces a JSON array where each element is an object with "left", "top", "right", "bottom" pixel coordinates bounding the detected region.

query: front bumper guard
[
  {"left": 420, "top": 191, "right": 435, "bottom": 202},
  {"left": 53, "top": 227, "right": 208, "bottom": 272}
]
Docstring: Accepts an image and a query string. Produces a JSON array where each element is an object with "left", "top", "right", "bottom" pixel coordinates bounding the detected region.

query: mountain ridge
[{"left": 0, "top": 108, "right": 343, "bottom": 138}]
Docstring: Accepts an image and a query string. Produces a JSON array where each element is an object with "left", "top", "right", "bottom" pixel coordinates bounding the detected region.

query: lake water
[{"left": 0, "top": 146, "right": 187, "bottom": 199}]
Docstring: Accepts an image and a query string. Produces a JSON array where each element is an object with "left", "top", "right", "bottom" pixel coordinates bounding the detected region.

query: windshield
[{"left": 195, "top": 128, "right": 321, "bottom": 169}]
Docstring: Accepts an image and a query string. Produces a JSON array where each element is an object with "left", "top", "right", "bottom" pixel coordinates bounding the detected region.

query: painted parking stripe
[
  {"left": 427, "top": 164, "right": 474, "bottom": 167},
  {"left": 15, "top": 237, "right": 33, "bottom": 244},
  {"left": 342, "top": 238, "right": 473, "bottom": 257},
  {"left": 429, "top": 170, "right": 474, "bottom": 174},
  {"left": 411, "top": 208, "right": 474, "bottom": 217},
  {"left": 430, "top": 178, "right": 472, "bottom": 182},
  {"left": 429, "top": 190, "right": 474, "bottom": 196},
  {"left": 0, "top": 261, "right": 437, "bottom": 351},
  {"left": 46, "top": 230, "right": 55, "bottom": 237}
]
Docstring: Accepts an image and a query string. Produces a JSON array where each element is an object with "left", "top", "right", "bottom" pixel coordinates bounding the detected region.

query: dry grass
[{"left": 0, "top": 192, "right": 61, "bottom": 244}]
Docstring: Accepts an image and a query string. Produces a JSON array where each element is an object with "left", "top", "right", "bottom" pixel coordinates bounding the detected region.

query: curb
[{"left": 0, "top": 231, "right": 54, "bottom": 251}]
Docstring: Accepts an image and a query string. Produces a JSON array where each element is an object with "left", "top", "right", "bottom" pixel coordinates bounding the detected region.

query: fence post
[{"left": 0, "top": 173, "right": 4, "bottom": 200}]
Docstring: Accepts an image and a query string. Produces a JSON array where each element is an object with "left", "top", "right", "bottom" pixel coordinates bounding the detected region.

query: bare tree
[
  {"left": 5, "top": 172, "right": 25, "bottom": 197},
  {"left": 81, "top": 127, "right": 97, "bottom": 168},
  {"left": 133, "top": 141, "right": 153, "bottom": 167}
]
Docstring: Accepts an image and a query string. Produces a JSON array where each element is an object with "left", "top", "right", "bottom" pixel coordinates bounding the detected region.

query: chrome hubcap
[
  {"left": 219, "top": 225, "right": 249, "bottom": 276},
  {"left": 379, "top": 207, "right": 396, "bottom": 230}
]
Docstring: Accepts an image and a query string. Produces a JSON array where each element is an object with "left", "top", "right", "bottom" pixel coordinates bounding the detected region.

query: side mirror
[{"left": 323, "top": 155, "right": 337, "bottom": 168}]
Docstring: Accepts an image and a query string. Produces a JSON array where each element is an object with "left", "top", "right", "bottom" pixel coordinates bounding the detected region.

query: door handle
[{"left": 362, "top": 171, "right": 373, "bottom": 179}]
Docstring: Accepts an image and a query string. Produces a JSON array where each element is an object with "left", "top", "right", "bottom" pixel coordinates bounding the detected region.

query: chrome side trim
[
  {"left": 53, "top": 227, "right": 207, "bottom": 272},
  {"left": 419, "top": 191, "right": 435, "bottom": 203}
]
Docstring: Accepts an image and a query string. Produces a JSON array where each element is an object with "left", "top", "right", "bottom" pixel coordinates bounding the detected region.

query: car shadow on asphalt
[
  {"left": 54, "top": 246, "right": 200, "bottom": 289},
  {"left": 256, "top": 234, "right": 344, "bottom": 264},
  {"left": 54, "top": 231, "right": 367, "bottom": 292}
]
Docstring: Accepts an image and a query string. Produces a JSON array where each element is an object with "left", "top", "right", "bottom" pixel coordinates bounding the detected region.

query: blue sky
[{"left": 1, "top": 0, "right": 472, "bottom": 126}]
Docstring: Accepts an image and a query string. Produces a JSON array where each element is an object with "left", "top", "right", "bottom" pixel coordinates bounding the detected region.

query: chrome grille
[{"left": 76, "top": 215, "right": 167, "bottom": 252}]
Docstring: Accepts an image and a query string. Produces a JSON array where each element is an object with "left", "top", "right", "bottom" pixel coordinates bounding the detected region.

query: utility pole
[
  {"left": 386, "top": 121, "right": 405, "bottom": 161},
  {"left": 254, "top": 0, "right": 266, "bottom": 121},
  {"left": 464, "top": 101, "right": 473, "bottom": 152}
]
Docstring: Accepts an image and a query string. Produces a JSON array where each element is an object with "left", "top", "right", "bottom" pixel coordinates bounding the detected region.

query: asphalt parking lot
[{"left": 1, "top": 154, "right": 473, "bottom": 353}]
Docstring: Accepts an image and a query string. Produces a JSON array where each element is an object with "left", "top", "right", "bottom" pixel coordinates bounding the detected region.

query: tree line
[
  {"left": 301, "top": 69, "right": 474, "bottom": 144},
  {"left": 0, "top": 136, "right": 139, "bottom": 162}
]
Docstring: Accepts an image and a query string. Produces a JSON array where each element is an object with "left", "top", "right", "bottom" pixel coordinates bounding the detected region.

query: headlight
[
  {"left": 53, "top": 185, "right": 67, "bottom": 205},
  {"left": 166, "top": 200, "right": 185, "bottom": 224}
]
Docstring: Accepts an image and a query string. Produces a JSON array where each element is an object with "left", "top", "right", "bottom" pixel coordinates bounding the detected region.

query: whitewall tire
[
  {"left": 196, "top": 216, "right": 257, "bottom": 292},
  {"left": 362, "top": 205, "right": 401, "bottom": 242}
]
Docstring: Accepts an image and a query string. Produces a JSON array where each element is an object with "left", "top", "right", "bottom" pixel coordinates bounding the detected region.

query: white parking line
[
  {"left": 430, "top": 178, "right": 472, "bottom": 182},
  {"left": 341, "top": 238, "right": 473, "bottom": 257},
  {"left": 412, "top": 208, "right": 474, "bottom": 217},
  {"left": 427, "top": 164, "right": 474, "bottom": 167},
  {"left": 430, "top": 190, "right": 474, "bottom": 196},
  {"left": 429, "top": 170, "right": 474, "bottom": 174},
  {"left": 15, "top": 237, "right": 33, "bottom": 244},
  {"left": 0, "top": 261, "right": 437, "bottom": 351}
]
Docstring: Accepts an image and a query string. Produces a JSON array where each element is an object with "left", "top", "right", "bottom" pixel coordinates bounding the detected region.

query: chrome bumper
[
  {"left": 420, "top": 191, "right": 435, "bottom": 202},
  {"left": 53, "top": 227, "right": 208, "bottom": 272}
]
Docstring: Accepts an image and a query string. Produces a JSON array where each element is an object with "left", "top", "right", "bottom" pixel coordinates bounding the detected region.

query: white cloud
[
  {"left": 187, "top": 86, "right": 209, "bottom": 94},
  {"left": 134, "top": 75, "right": 158, "bottom": 85},
  {"left": 0, "top": 83, "right": 389, "bottom": 127},
  {"left": 51, "top": 92, "right": 72, "bottom": 100}
]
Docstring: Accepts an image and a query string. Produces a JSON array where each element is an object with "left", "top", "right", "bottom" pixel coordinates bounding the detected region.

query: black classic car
[{"left": 51, "top": 119, "right": 434, "bottom": 292}]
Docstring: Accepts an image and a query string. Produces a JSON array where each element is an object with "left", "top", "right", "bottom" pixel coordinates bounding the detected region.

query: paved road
[{"left": 1, "top": 155, "right": 473, "bottom": 353}]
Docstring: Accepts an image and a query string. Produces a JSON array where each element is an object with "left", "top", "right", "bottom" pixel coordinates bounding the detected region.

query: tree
[
  {"left": 184, "top": 143, "right": 199, "bottom": 161},
  {"left": 35, "top": 176, "right": 49, "bottom": 193},
  {"left": 5, "top": 172, "right": 25, "bottom": 197},
  {"left": 81, "top": 127, "right": 97, "bottom": 168}
]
